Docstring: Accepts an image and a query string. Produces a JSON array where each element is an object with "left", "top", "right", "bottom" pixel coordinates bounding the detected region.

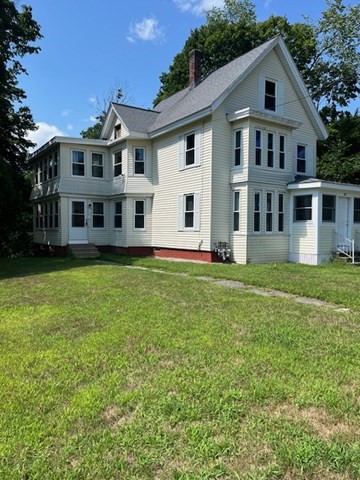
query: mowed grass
[{"left": 0, "top": 258, "right": 360, "bottom": 479}]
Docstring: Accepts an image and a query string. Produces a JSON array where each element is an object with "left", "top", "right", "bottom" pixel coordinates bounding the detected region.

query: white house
[{"left": 29, "top": 36, "right": 360, "bottom": 265}]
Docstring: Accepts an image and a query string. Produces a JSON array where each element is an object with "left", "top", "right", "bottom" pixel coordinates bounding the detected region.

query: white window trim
[
  {"left": 255, "top": 129, "right": 262, "bottom": 167},
  {"left": 92, "top": 201, "right": 105, "bottom": 229},
  {"left": 71, "top": 149, "right": 86, "bottom": 177},
  {"left": 134, "top": 147, "right": 145, "bottom": 176},
  {"left": 267, "top": 132, "right": 275, "bottom": 168},
  {"left": 134, "top": 199, "right": 146, "bottom": 231},
  {"left": 254, "top": 191, "right": 261, "bottom": 233},
  {"left": 233, "top": 129, "right": 242, "bottom": 168},
  {"left": 258, "top": 74, "right": 284, "bottom": 116},
  {"left": 278, "top": 193, "right": 284, "bottom": 233},
  {"left": 178, "top": 193, "right": 200, "bottom": 231},
  {"left": 113, "top": 150, "right": 123, "bottom": 177},
  {"left": 233, "top": 191, "right": 240, "bottom": 233},
  {"left": 91, "top": 151, "right": 104, "bottom": 179},
  {"left": 293, "top": 194, "right": 313, "bottom": 223},
  {"left": 114, "top": 201, "right": 123, "bottom": 230},
  {"left": 265, "top": 192, "right": 274, "bottom": 233},
  {"left": 279, "top": 134, "right": 286, "bottom": 170},
  {"left": 295, "top": 143, "right": 307, "bottom": 175},
  {"left": 179, "top": 129, "right": 201, "bottom": 170},
  {"left": 321, "top": 194, "right": 336, "bottom": 224}
]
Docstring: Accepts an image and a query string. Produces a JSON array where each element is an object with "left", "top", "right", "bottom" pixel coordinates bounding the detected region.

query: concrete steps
[{"left": 68, "top": 243, "right": 100, "bottom": 259}]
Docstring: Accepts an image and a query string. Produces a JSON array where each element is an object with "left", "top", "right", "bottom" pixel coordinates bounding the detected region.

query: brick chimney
[{"left": 189, "top": 49, "right": 202, "bottom": 88}]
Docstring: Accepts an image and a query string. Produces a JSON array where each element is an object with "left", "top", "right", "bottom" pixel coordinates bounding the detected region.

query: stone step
[{"left": 68, "top": 244, "right": 100, "bottom": 259}]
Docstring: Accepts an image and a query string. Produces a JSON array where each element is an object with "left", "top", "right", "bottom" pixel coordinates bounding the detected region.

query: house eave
[
  {"left": 149, "top": 107, "right": 211, "bottom": 138},
  {"left": 227, "top": 107, "right": 302, "bottom": 129},
  {"left": 28, "top": 136, "right": 107, "bottom": 161},
  {"left": 288, "top": 180, "right": 360, "bottom": 193}
]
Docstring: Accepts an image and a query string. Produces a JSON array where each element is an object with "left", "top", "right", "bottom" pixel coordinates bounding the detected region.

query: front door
[
  {"left": 337, "top": 196, "right": 350, "bottom": 241},
  {"left": 69, "top": 199, "right": 88, "bottom": 244}
]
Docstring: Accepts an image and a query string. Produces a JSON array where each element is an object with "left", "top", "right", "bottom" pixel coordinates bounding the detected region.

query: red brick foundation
[{"left": 153, "top": 248, "right": 221, "bottom": 263}]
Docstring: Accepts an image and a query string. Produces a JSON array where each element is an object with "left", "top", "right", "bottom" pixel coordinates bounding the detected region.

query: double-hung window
[
  {"left": 134, "top": 147, "right": 145, "bottom": 175},
  {"left": 255, "top": 130, "right": 262, "bottom": 166},
  {"left": 48, "top": 155, "right": 53, "bottom": 179},
  {"left": 297, "top": 145, "right": 306, "bottom": 173},
  {"left": 72, "top": 150, "right": 85, "bottom": 176},
  {"left": 234, "top": 130, "right": 242, "bottom": 167},
  {"left": 264, "top": 80, "right": 276, "bottom": 111},
  {"left": 53, "top": 152, "right": 58, "bottom": 177},
  {"left": 266, "top": 192, "right": 273, "bottom": 232},
  {"left": 93, "top": 202, "right": 104, "bottom": 228},
  {"left": 233, "top": 191, "right": 240, "bottom": 232},
  {"left": 294, "top": 195, "right": 312, "bottom": 221},
  {"left": 114, "top": 201, "right": 122, "bottom": 229},
  {"left": 134, "top": 200, "right": 145, "bottom": 229},
  {"left": 92, "top": 153, "right": 104, "bottom": 178},
  {"left": 178, "top": 193, "right": 200, "bottom": 231},
  {"left": 279, "top": 135, "right": 285, "bottom": 169},
  {"left": 114, "top": 151, "right": 122, "bottom": 177},
  {"left": 354, "top": 198, "right": 360, "bottom": 223},
  {"left": 179, "top": 129, "right": 201, "bottom": 169},
  {"left": 278, "top": 194, "right": 284, "bottom": 232},
  {"left": 322, "top": 195, "right": 336, "bottom": 222},
  {"left": 254, "top": 192, "right": 261, "bottom": 232},
  {"left": 267, "top": 133, "right": 274, "bottom": 168}
]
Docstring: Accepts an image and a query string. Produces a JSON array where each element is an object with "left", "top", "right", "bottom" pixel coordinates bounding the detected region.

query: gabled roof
[
  {"left": 101, "top": 103, "right": 159, "bottom": 139},
  {"left": 101, "top": 36, "right": 327, "bottom": 141}
]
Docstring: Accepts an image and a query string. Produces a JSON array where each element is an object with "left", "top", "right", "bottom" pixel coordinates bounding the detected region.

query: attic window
[
  {"left": 114, "top": 124, "right": 121, "bottom": 139},
  {"left": 264, "top": 80, "right": 276, "bottom": 111}
]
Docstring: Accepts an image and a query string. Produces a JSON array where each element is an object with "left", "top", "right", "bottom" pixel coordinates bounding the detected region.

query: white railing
[{"left": 334, "top": 232, "right": 355, "bottom": 264}]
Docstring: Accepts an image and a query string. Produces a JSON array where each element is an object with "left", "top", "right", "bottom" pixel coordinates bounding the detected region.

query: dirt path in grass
[{"left": 100, "top": 262, "right": 350, "bottom": 313}]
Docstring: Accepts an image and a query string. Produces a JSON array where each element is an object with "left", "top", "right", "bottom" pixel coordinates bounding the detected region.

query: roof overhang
[
  {"left": 28, "top": 136, "right": 107, "bottom": 161},
  {"left": 227, "top": 107, "right": 302, "bottom": 129},
  {"left": 149, "top": 107, "right": 212, "bottom": 138},
  {"left": 288, "top": 180, "right": 360, "bottom": 193}
]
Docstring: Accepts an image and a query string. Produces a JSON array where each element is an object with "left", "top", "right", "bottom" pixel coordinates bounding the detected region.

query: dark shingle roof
[
  {"left": 111, "top": 103, "right": 159, "bottom": 133},
  {"left": 149, "top": 37, "right": 277, "bottom": 133}
]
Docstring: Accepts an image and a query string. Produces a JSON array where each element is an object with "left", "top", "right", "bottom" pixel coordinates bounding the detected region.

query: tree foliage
[
  {"left": 0, "top": 0, "right": 42, "bottom": 256},
  {"left": 153, "top": 0, "right": 360, "bottom": 120}
]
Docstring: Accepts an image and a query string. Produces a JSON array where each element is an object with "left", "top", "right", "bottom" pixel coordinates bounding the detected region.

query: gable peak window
[
  {"left": 265, "top": 80, "right": 276, "bottom": 111},
  {"left": 114, "top": 124, "right": 121, "bottom": 139}
]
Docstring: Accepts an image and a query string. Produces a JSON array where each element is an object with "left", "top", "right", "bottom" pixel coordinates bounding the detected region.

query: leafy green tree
[
  {"left": 0, "top": 0, "right": 42, "bottom": 256},
  {"left": 317, "top": 111, "right": 360, "bottom": 184},
  {"left": 154, "top": 0, "right": 360, "bottom": 119}
]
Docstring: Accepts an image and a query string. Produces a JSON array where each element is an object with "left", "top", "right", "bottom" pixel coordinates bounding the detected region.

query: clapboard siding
[
  {"left": 151, "top": 120, "right": 212, "bottom": 251},
  {"left": 247, "top": 236, "right": 290, "bottom": 263},
  {"left": 126, "top": 197, "right": 153, "bottom": 246}
]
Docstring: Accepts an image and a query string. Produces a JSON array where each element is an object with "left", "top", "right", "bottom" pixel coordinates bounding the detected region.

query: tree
[
  {"left": 0, "top": 0, "right": 42, "bottom": 256},
  {"left": 153, "top": 0, "right": 360, "bottom": 119},
  {"left": 81, "top": 81, "right": 134, "bottom": 139},
  {"left": 317, "top": 111, "right": 360, "bottom": 184}
]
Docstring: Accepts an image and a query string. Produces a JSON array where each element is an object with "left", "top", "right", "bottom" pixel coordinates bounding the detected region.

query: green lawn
[{"left": 1, "top": 257, "right": 360, "bottom": 479}]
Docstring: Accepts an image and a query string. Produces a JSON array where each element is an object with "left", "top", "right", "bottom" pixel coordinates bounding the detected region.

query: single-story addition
[{"left": 29, "top": 35, "right": 360, "bottom": 265}]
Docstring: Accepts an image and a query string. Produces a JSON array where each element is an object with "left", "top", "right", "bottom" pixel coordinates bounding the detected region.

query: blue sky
[{"left": 22, "top": 0, "right": 358, "bottom": 148}]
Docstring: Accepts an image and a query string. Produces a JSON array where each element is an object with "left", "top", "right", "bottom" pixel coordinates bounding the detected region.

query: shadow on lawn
[{"left": 0, "top": 256, "right": 102, "bottom": 281}]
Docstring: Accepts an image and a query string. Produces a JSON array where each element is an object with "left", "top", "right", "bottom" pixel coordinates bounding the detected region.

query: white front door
[
  {"left": 69, "top": 199, "right": 88, "bottom": 244},
  {"left": 337, "top": 196, "right": 350, "bottom": 240}
]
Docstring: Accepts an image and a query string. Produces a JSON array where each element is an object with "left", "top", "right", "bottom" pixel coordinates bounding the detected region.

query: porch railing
[{"left": 334, "top": 232, "right": 355, "bottom": 264}]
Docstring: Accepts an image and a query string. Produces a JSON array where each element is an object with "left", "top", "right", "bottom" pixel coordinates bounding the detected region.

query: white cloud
[
  {"left": 173, "top": 0, "right": 224, "bottom": 15},
  {"left": 127, "top": 17, "right": 165, "bottom": 42},
  {"left": 67, "top": 124, "right": 74, "bottom": 131},
  {"left": 27, "top": 122, "right": 66, "bottom": 152},
  {"left": 88, "top": 96, "right": 97, "bottom": 105},
  {"left": 61, "top": 109, "right": 71, "bottom": 117}
]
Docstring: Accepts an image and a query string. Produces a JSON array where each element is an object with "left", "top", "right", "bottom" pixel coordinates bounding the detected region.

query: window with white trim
[
  {"left": 92, "top": 152, "right": 104, "bottom": 178},
  {"left": 179, "top": 130, "right": 201, "bottom": 169},
  {"left": 114, "top": 124, "right": 121, "bottom": 139},
  {"left": 233, "top": 191, "right": 240, "bottom": 232},
  {"left": 178, "top": 193, "right": 200, "bottom": 231},
  {"left": 114, "top": 150, "right": 122, "bottom": 177},
  {"left": 266, "top": 192, "right": 273, "bottom": 232},
  {"left": 234, "top": 130, "right": 242, "bottom": 167},
  {"left": 297, "top": 145, "right": 306, "bottom": 173},
  {"left": 48, "top": 155, "right": 53, "bottom": 179},
  {"left": 267, "top": 133, "right": 274, "bottom": 168},
  {"left": 72, "top": 150, "right": 85, "bottom": 176},
  {"left": 279, "top": 135, "right": 285, "bottom": 169},
  {"left": 53, "top": 152, "right": 58, "bottom": 177},
  {"left": 322, "top": 195, "right": 336, "bottom": 222},
  {"left": 254, "top": 192, "right": 261, "bottom": 232},
  {"left": 278, "top": 194, "right": 284, "bottom": 232},
  {"left": 255, "top": 130, "right": 262, "bottom": 166},
  {"left": 114, "top": 201, "right": 122, "bottom": 229},
  {"left": 294, "top": 195, "right": 312, "bottom": 221},
  {"left": 354, "top": 198, "right": 360, "bottom": 223},
  {"left": 134, "top": 200, "right": 145, "bottom": 229},
  {"left": 264, "top": 80, "right": 276, "bottom": 111},
  {"left": 134, "top": 147, "right": 145, "bottom": 175},
  {"left": 93, "top": 202, "right": 104, "bottom": 228}
]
